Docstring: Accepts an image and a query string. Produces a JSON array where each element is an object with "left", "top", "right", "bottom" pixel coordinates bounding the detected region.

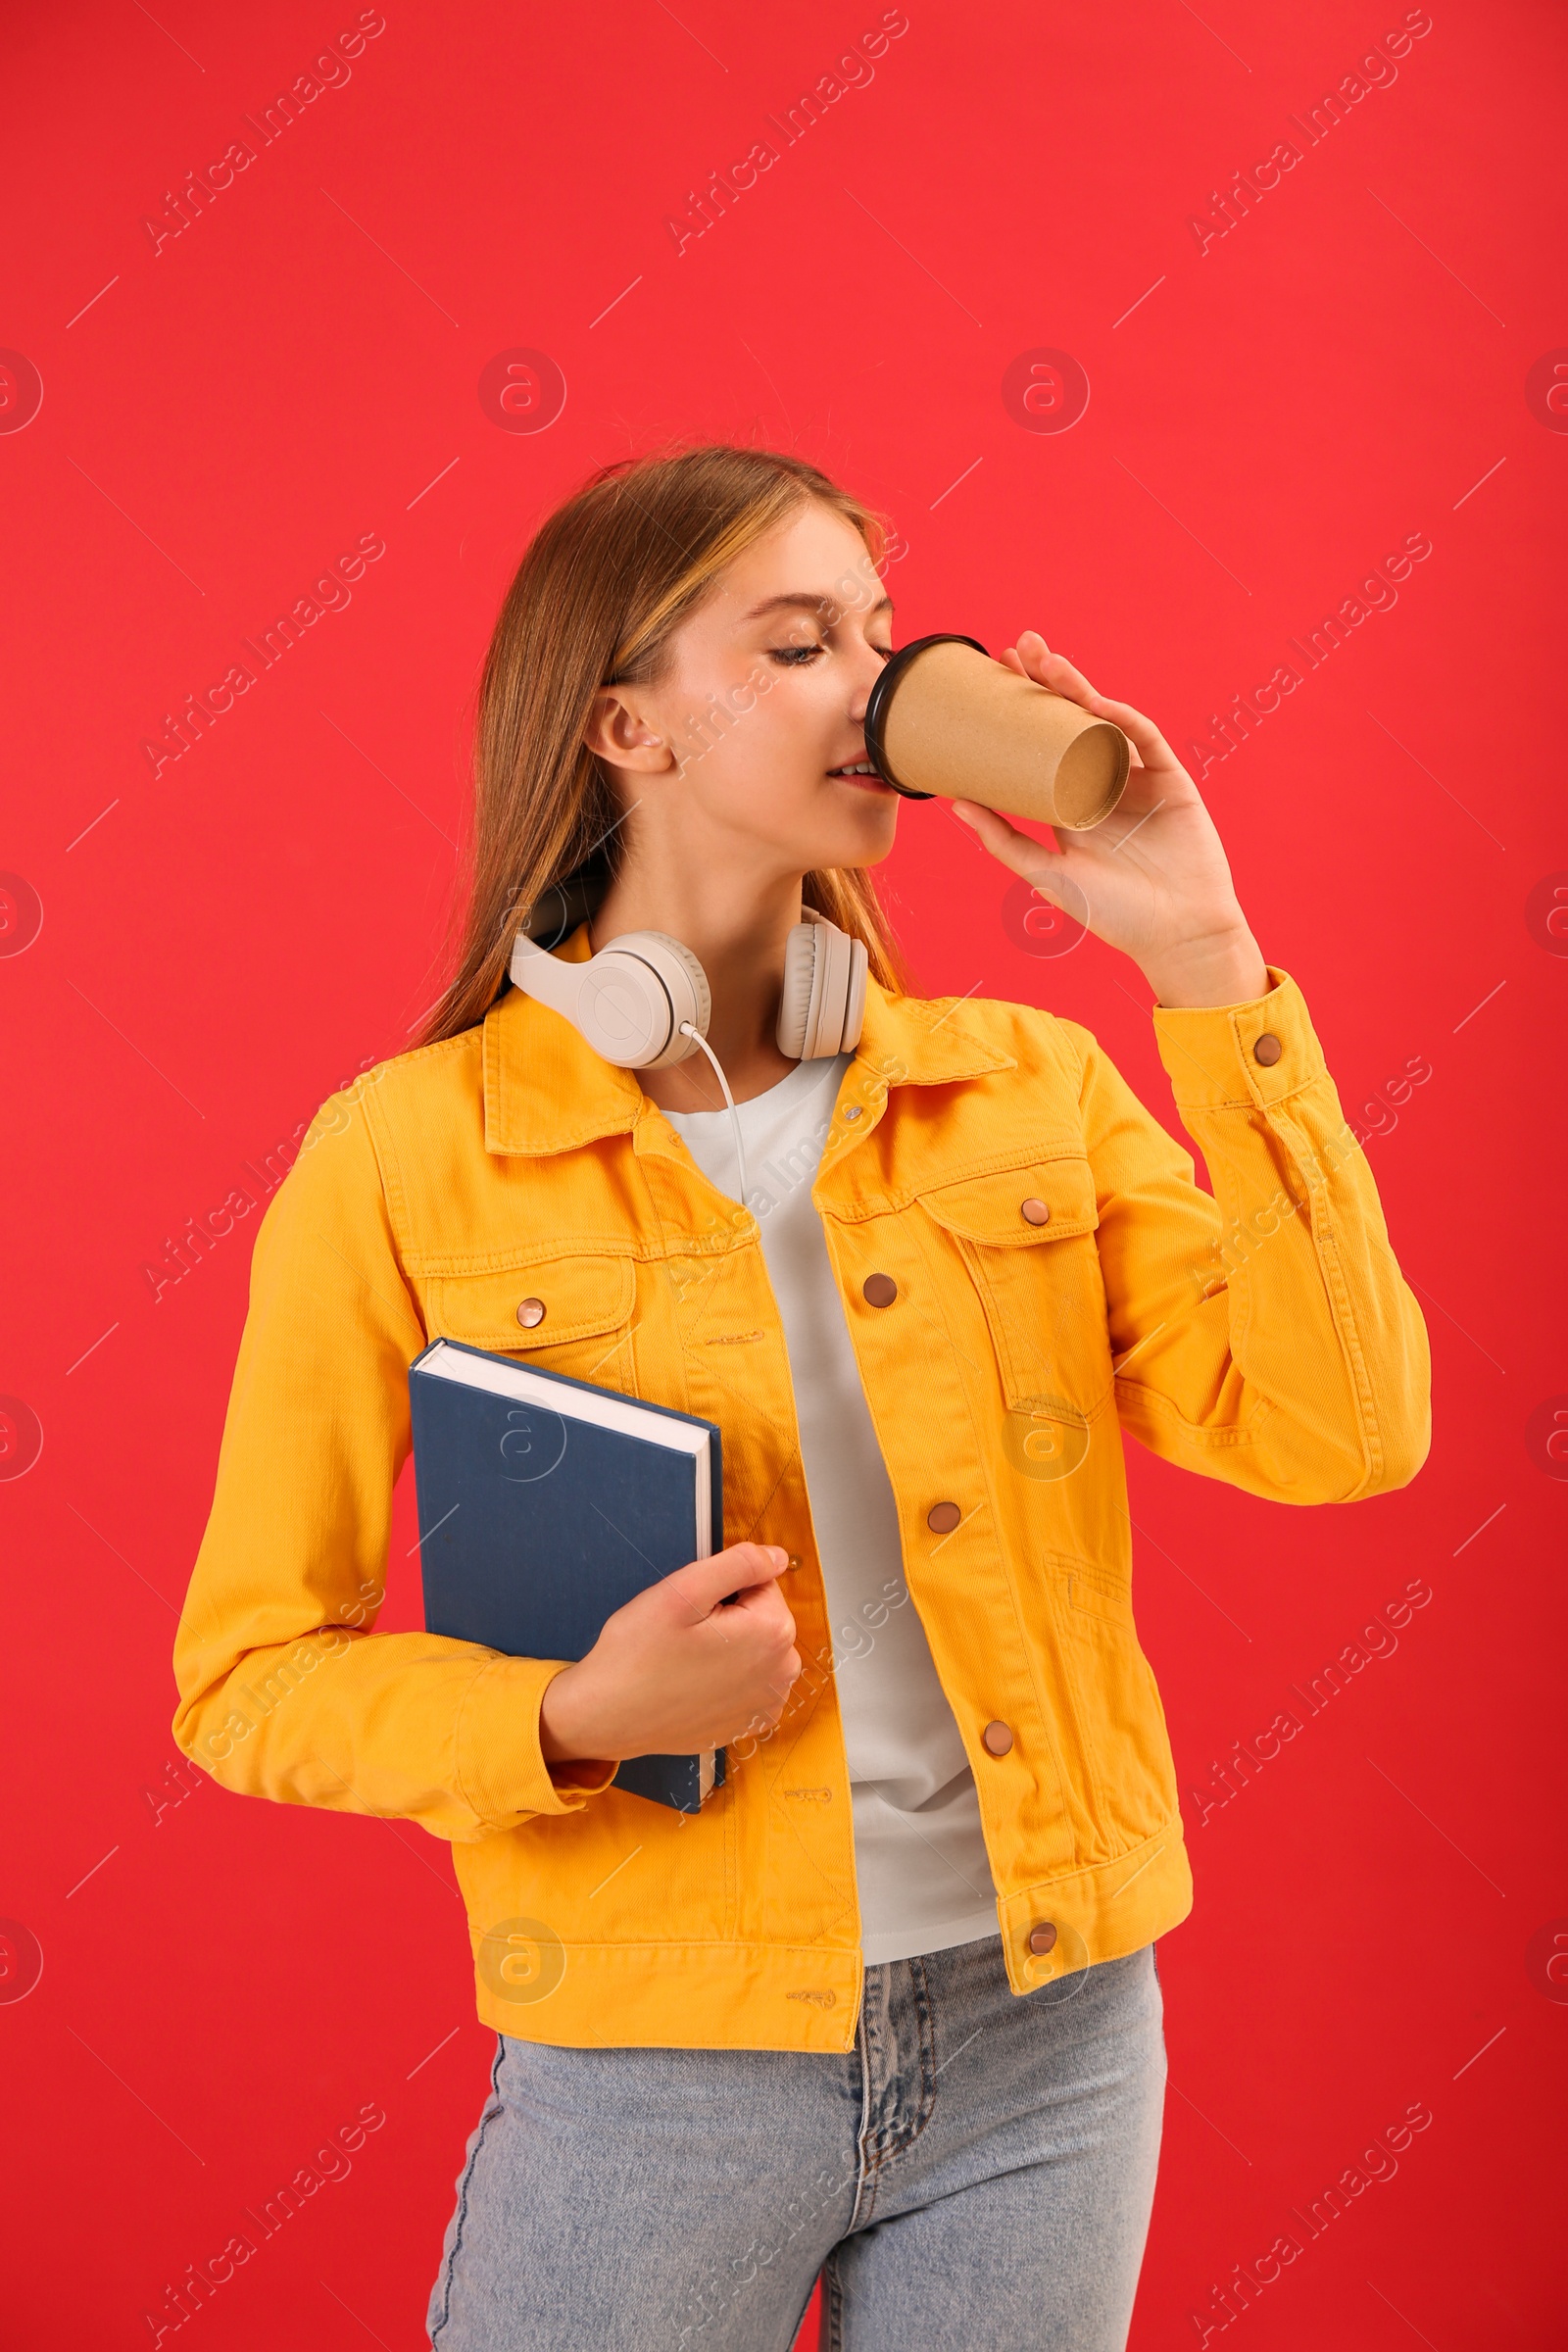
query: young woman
[{"left": 174, "top": 444, "right": 1430, "bottom": 2350}]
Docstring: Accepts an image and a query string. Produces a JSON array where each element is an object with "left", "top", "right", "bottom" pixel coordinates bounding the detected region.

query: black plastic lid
[{"left": 863, "top": 632, "right": 990, "bottom": 799}]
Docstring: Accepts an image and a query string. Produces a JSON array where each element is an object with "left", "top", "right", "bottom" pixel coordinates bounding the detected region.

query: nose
[{"left": 848, "top": 637, "right": 888, "bottom": 722}]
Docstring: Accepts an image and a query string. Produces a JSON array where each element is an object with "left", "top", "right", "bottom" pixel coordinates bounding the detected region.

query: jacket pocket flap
[
  {"left": 919, "top": 1156, "right": 1100, "bottom": 1248},
  {"left": 429, "top": 1256, "right": 635, "bottom": 1350},
  {"left": 1065, "top": 1566, "right": 1136, "bottom": 1628}
]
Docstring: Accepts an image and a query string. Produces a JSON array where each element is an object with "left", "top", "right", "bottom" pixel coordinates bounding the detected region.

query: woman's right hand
[{"left": 537, "top": 1544, "right": 801, "bottom": 1764}]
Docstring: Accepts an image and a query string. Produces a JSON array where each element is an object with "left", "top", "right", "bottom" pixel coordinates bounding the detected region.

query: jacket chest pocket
[
  {"left": 424, "top": 1255, "right": 639, "bottom": 1390},
  {"left": 918, "top": 1157, "right": 1114, "bottom": 1433}
]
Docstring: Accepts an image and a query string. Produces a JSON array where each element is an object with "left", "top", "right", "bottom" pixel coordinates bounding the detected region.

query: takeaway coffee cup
[{"left": 862, "top": 633, "right": 1132, "bottom": 830}]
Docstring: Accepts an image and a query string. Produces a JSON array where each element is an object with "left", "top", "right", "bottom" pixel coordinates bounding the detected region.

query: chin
[
  {"left": 804, "top": 834, "right": 896, "bottom": 876},
  {"left": 857, "top": 805, "right": 901, "bottom": 862},
  {"left": 754, "top": 782, "right": 899, "bottom": 875},
  {"left": 815, "top": 801, "right": 899, "bottom": 869}
]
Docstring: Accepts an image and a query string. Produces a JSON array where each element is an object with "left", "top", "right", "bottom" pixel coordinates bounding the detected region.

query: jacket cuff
[
  {"left": 1151, "top": 966, "right": 1327, "bottom": 1112},
  {"left": 456, "top": 1656, "right": 619, "bottom": 1826}
]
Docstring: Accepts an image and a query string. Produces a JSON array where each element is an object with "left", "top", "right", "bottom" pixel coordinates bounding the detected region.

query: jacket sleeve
[
  {"left": 1056, "top": 967, "right": 1431, "bottom": 1503},
  {"left": 171, "top": 1080, "right": 616, "bottom": 1839}
]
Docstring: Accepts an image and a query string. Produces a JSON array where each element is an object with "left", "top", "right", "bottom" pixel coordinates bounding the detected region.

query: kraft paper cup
[{"left": 864, "top": 634, "right": 1132, "bottom": 830}]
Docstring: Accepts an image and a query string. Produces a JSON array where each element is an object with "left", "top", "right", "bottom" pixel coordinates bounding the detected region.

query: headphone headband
[{"left": 515, "top": 860, "right": 611, "bottom": 952}]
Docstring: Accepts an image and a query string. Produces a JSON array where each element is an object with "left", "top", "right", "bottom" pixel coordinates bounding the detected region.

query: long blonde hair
[{"left": 416, "top": 442, "right": 909, "bottom": 1047}]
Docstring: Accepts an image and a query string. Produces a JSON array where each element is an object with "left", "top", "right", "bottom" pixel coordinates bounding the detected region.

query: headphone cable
[{"left": 678, "top": 1024, "right": 749, "bottom": 1212}]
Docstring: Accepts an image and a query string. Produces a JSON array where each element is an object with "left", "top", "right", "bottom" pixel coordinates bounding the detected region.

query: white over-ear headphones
[
  {"left": 508, "top": 881, "right": 867, "bottom": 1207},
  {"left": 508, "top": 898, "right": 867, "bottom": 1072}
]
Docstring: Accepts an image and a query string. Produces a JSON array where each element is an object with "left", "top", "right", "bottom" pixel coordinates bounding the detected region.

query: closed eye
[{"left": 767, "top": 640, "right": 895, "bottom": 668}]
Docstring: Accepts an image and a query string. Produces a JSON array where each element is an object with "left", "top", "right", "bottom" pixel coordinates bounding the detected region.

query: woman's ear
[{"left": 583, "top": 688, "right": 671, "bottom": 772}]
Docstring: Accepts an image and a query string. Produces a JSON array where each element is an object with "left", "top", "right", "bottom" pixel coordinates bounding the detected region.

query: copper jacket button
[
  {"left": 981, "top": 1720, "right": 1013, "bottom": 1756},
  {"left": 862, "top": 1273, "right": 898, "bottom": 1308},
  {"left": 1020, "top": 1197, "right": 1051, "bottom": 1226},
  {"left": 515, "top": 1298, "right": 546, "bottom": 1328},
  {"left": 926, "top": 1500, "right": 961, "bottom": 1534},
  {"left": 1252, "top": 1032, "right": 1283, "bottom": 1066},
  {"left": 1028, "top": 1922, "right": 1057, "bottom": 1956}
]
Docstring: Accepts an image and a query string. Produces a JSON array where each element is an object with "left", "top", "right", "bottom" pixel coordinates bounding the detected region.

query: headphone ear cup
[
  {"left": 569, "top": 950, "right": 673, "bottom": 1067},
  {"left": 805, "top": 921, "right": 850, "bottom": 1057},
  {"left": 514, "top": 927, "right": 712, "bottom": 1068},
  {"left": 841, "top": 936, "right": 869, "bottom": 1053},
  {"left": 597, "top": 931, "right": 711, "bottom": 1068},
  {"left": 776, "top": 924, "right": 819, "bottom": 1058},
  {"left": 777, "top": 918, "right": 869, "bottom": 1057},
  {"left": 643, "top": 934, "right": 710, "bottom": 1064},
  {"left": 564, "top": 931, "right": 710, "bottom": 1067}
]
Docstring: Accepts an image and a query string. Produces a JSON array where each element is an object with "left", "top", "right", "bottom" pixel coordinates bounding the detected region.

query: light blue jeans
[{"left": 427, "top": 1935, "right": 1166, "bottom": 2350}]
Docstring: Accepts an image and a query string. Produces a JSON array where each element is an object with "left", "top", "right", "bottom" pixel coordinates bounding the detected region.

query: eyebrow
[{"left": 742, "top": 589, "right": 895, "bottom": 623}]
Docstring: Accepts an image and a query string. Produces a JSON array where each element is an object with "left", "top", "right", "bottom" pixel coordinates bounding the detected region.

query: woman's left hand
[{"left": 951, "top": 632, "right": 1270, "bottom": 1009}]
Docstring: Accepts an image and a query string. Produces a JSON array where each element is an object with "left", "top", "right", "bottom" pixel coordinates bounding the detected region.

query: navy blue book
[{"left": 409, "top": 1338, "right": 725, "bottom": 1814}]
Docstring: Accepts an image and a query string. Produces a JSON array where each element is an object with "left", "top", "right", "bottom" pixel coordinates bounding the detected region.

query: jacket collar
[{"left": 482, "top": 923, "right": 1013, "bottom": 1159}]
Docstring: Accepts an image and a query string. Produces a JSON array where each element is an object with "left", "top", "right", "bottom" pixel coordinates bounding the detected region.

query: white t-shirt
[{"left": 665, "top": 1054, "right": 999, "bottom": 1966}]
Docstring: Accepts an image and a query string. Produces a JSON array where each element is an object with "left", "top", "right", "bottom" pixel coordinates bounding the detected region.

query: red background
[{"left": 2, "top": 1, "right": 1564, "bottom": 2344}]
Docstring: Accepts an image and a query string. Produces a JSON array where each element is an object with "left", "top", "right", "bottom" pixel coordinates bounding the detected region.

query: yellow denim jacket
[{"left": 172, "top": 935, "right": 1430, "bottom": 2052}]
